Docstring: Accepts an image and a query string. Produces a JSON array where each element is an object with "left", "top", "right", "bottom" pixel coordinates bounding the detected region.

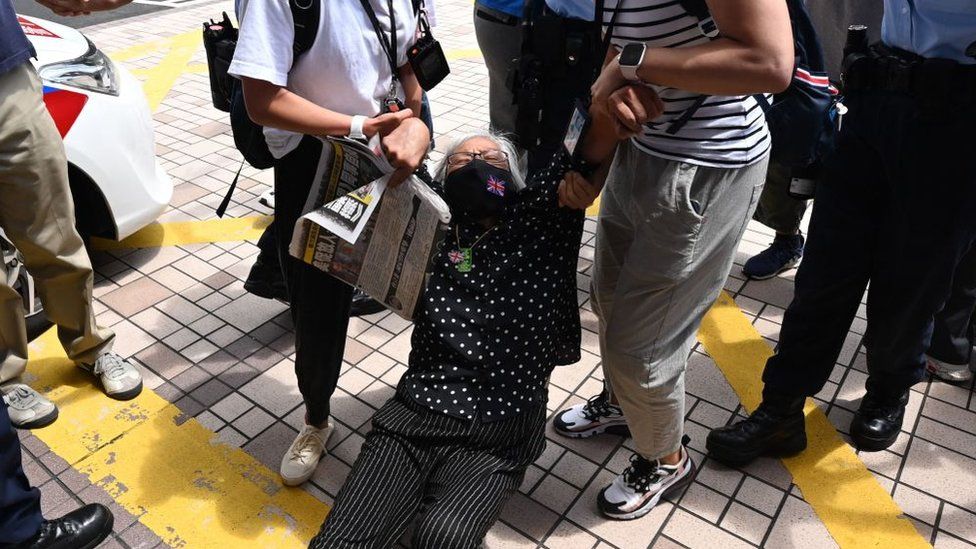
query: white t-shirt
[{"left": 229, "top": 0, "right": 419, "bottom": 158}]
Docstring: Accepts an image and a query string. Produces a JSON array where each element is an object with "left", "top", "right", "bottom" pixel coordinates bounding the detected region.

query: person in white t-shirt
[{"left": 228, "top": 0, "right": 430, "bottom": 487}]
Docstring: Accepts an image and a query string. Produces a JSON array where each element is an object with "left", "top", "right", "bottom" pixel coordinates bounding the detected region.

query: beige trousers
[
  {"left": 592, "top": 141, "right": 767, "bottom": 460},
  {"left": 0, "top": 62, "right": 114, "bottom": 383}
]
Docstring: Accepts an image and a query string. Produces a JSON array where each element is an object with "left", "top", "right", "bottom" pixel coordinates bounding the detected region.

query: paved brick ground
[{"left": 14, "top": 0, "right": 976, "bottom": 547}]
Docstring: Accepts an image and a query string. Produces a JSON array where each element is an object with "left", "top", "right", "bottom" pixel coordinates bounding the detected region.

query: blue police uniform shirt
[
  {"left": 545, "top": 0, "right": 594, "bottom": 21},
  {"left": 479, "top": 0, "right": 595, "bottom": 20},
  {"left": 0, "top": 0, "right": 36, "bottom": 77},
  {"left": 477, "top": 0, "right": 523, "bottom": 18},
  {"left": 882, "top": 0, "right": 976, "bottom": 64}
]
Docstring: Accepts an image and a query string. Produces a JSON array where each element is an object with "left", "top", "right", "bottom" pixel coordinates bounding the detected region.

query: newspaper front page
[{"left": 289, "top": 137, "right": 451, "bottom": 320}]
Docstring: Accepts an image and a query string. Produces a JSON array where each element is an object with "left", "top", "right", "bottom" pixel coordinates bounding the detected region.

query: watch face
[{"left": 619, "top": 44, "right": 644, "bottom": 67}]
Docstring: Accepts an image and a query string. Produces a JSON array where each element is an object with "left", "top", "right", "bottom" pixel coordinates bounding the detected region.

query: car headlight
[{"left": 38, "top": 37, "right": 119, "bottom": 96}]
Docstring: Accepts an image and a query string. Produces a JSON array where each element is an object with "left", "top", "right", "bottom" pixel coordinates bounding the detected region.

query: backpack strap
[
  {"left": 676, "top": 0, "right": 718, "bottom": 38},
  {"left": 291, "top": 0, "right": 320, "bottom": 58}
]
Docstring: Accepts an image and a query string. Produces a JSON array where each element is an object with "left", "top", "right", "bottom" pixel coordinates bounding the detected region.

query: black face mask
[{"left": 443, "top": 159, "right": 515, "bottom": 223}]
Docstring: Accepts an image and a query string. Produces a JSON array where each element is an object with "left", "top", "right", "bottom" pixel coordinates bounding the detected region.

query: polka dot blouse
[{"left": 399, "top": 155, "right": 585, "bottom": 422}]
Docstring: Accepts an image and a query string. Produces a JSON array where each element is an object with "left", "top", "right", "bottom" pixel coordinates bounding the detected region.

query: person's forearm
[
  {"left": 242, "top": 78, "right": 359, "bottom": 137},
  {"left": 634, "top": 0, "right": 792, "bottom": 95},
  {"left": 635, "top": 40, "right": 793, "bottom": 95},
  {"left": 399, "top": 64, "right": 424, "bottom": 117},
  {"left": 580, "top": 109, "right": 621, "bottom": 166}
]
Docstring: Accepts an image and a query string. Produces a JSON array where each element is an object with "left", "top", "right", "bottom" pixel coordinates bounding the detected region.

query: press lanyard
[{"left": 358, "top": 0, "right": 400, "bottom": 101}]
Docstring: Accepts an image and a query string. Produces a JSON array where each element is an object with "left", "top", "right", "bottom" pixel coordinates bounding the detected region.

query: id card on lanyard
[{"left": 358, "top": 0, "right": 405, "bottom": 113}]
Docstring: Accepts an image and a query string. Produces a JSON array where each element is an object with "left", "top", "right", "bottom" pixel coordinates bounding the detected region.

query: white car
[{"left": 20, "top": 14, "right": 172, "bottom": 240}]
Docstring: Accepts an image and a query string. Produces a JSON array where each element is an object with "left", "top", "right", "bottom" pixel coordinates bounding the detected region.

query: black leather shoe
[
  {"left": 850, "top": 389, "right": 909, "bottom": 452},
  {"left": 243, "top": 257, "right": 288, "bottom": 303},
  {"left": 11, "top": 503, "right": 113, "bottom": 549},
  {"left": 350, "top": 289, "right": 385, "bottom": 317},
  {"left": 706, "top": 393, "right": 807, "bottom": 467}
]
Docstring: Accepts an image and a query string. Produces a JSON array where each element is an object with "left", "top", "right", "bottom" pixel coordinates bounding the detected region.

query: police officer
[{"left": 708, "top": 1, "right": 976, "bottom": 464}]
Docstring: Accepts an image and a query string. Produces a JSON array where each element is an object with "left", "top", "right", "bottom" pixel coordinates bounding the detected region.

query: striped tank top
[{"left": 603, "top": 0, "right": 771, "bottom": 168}]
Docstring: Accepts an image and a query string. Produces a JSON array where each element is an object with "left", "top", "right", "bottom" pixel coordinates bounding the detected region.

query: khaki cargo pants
[
  {"left": 0, "top": 62, "right": 114, "bottom": 383},
  {"left": 592, "top": 140, "right": 767, "bottom": 460}
]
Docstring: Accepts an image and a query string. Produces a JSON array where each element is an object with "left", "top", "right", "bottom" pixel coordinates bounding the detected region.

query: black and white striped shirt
[{"left": 603, "top": 0, "right": 771, "bottom": 168}]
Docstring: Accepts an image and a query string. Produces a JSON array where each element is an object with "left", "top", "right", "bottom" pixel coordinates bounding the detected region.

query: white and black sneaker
[
  {"left": 78, "top": 352, "right": 143, "bottom": 401},
  {"left": 597, "top": 443, "right": 696, "bottom": 520},
  {"left": 2, "top": 383, "right": 58, "bottom": 429},
  {"left": 553, "top": 390, "right": 630, "bottom": 438}
]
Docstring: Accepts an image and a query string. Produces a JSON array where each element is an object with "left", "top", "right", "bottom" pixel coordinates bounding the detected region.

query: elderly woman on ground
[{"left": 309, "top": 87, "right": 663, "bottom": 549}]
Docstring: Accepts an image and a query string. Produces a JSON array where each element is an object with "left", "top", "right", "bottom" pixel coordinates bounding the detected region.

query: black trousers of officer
[
  {"left": 762, "top": 86, "right": 976, "bottom": 400},
  {"left": 274, "top": 136, "right": 353, "bottom": 427},
  {"left": 310, "top": 395, "right": 546, "bottom": 549},
  {"left": 929, "top": 243, "right": 976, "bottom": 366},
  {"left": 0, "top": 399, "right": 42, "bottom": 545}
]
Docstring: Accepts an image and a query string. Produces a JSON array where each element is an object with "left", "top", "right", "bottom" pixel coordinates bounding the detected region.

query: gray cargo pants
[{"left": 593, "top": 141, "right": 768, "bottom": 460}]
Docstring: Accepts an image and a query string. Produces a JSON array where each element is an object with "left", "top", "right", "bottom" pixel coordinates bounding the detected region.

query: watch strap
[
  {"left": 349, "top": 115, "right": 368, "bottom": 140},
  {"left": 619, "top": 43, "right": 646, "bottom": 82}
]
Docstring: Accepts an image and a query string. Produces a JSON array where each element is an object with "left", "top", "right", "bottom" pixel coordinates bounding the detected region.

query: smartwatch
[
  {"left": 619, "top": 43, "right": 647, "bottom": 83},
  {"left": 348, "top": 115, "right": 367, "bottom": 140}
]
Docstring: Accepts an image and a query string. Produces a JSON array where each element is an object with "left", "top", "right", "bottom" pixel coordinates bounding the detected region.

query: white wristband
[{"left": 348, "top": 115, "right": 367, "bottom": 140}]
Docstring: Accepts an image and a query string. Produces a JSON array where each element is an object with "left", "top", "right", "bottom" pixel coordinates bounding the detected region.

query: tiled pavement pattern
[{"left": 15, "top": 0, "right": 976, "bottom": 547}]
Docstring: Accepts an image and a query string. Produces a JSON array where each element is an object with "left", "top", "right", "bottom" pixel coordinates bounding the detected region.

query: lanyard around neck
[{"left": 358, "top": 0, "right": 400, "bottom": 85}]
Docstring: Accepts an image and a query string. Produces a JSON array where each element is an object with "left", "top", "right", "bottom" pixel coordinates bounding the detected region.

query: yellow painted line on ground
[
  {"left": 586, "top": 196, "right": 601, "bottom": 217},
  {"left": 111, "top": 31, "right": 201, "bottom": 112},
  {"left": 698, "top": 292, "right": 930, "bottom": 549},
  {"left": 92, "top": 216, "right": 273, "bottom": 250},
  {"left": 26, "top": 330, "right": 327, "bottom": 548},
  {"left": 446, "top": 47, "right": 483, "bottom": 61}
]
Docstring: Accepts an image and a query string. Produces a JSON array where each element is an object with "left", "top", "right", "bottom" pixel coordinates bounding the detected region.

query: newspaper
[{"left": 289, "top": 136, "right": 451, "bottom": 320}]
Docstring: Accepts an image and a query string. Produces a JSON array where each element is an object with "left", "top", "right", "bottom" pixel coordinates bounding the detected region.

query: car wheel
[{"left": 2, "top": 234, "right": 53, "bottom": 342}]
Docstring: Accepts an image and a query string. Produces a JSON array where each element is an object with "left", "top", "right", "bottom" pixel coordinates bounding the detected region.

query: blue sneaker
[{"left": 743, "top": 233, "right": 804, "bottom": 280}]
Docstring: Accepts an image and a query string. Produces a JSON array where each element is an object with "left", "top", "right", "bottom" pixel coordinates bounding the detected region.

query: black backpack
[
  {"left": 202, "top": 0, "right": 320, "bottom": 216},
  {"left": 676, "top": 0, "right": 839, "bottom": 169}
]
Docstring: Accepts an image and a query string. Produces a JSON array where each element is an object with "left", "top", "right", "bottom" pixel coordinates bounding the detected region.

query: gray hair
[{"left": 434, "top": 131, "right": 527, "bottom": 190}]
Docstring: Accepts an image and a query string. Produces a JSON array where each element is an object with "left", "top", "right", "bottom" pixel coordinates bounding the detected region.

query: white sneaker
[
  {"left": 79, "top": 352, "right": 144, "bottom": 400},
  {"left": 1, "top": 383, "right": 58, "bottom": 429},
  {"left": 280, "top": 423, "right": 333, "bottom": 486},
  {"left": 597, "top": 445, "right": 695, "bottom": 520},
  {"left": 926, "top": 355, "right": 973, "bottom": 383}
]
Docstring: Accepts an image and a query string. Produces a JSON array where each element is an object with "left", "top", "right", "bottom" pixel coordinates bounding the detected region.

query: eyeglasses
[{"left": 447, "top": 150, "right": 510, "bottom": 169}]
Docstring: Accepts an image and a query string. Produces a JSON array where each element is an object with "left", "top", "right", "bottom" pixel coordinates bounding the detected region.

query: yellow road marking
[
  {"left": 586, "top": 196, "right": 601, "bottom": 217},
  {"left": 26, "top": 330, "right": 327, "bottom": 548},
  {"left": 698, "top": 293, "right": 930, "bottom": 549},
  {"left": 91, "top": 216, "right": 273, "bottom": 250},
  {"left": 446, "top": 47, "right": 483, "bottom": 61},
  {"left": 111, "top": 31, "right": 201, "bottom": 112}
]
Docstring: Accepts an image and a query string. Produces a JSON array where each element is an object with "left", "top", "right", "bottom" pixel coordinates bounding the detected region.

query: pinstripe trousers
[{"left": 310, "top": 394, "right": 547, "bottom": 549}]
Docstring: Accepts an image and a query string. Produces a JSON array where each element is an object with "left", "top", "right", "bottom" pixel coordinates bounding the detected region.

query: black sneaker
[
  {"left": 850, "top": 390, "right": 909, "bottom": 452},
  {"left": 597, "top": 444, "right": 695, "bottom": 520},
  {"left": 553, "top": 391, "right": 630, "bottom": 438},
  {"left": 349, "top": 289, "right": 386, "bottom": 317},
  {"left": 244, "top": 256, "right": 288, "bottom": 302},
  {"left": 743, "top": 233, "right": 804, "bottom": 280}
]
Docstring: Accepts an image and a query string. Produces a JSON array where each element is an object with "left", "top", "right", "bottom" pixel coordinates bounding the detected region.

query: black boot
[
  {"left": 706, "top": 393, "right": 807, "bottom": 467},
  {"left": 11, "top": 503, "right": 113, "bottom": 549},
  {"left": 850, "top": 389, "right": 909, "bottom": 452}
]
